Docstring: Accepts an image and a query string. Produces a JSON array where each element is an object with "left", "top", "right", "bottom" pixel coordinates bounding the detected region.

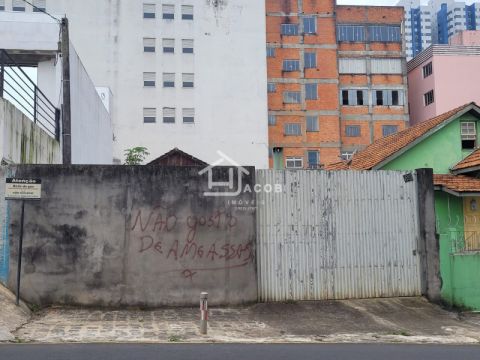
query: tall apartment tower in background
[
  {"left": 266, "top": 1, "right": 408, "bottom": 169},
  {"left": 1, "top": 0, "right": 269, "bottom": 167},
  {"left": 398, "top": 0, "right": 480, "bottom": 60}
]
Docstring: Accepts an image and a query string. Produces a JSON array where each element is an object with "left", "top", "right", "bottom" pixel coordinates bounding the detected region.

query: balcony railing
[
  {"left": 0, "top": 49, "right": 60, "bottom": 140},
  {"left": 450, "top": 230, "right": 480, "bottom": 253}
]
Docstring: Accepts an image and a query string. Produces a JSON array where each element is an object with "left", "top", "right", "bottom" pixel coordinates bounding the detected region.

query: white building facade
[{"left": 0, "top": 0, "right": 269, "bottom": 167}]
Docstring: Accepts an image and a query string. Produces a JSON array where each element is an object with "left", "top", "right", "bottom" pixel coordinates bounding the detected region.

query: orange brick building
[{"left": 266, "top": 1, "right": 408, "bottom": 169}]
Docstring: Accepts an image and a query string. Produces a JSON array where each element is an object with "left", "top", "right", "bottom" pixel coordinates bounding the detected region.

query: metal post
[
  {"left": 200, "top": 292, "right": 208, "bottom": 335},
  {"left": 33, "top": 89, "right": 37, "bottom": 124},
  {"left": 0, "top": 50, "right": 4, "bottom": 98},
  {"left": 61, "top": 18, "right": 72, "bottom": 165},
  {"left": 15, "top": 200, "right": 25, "bottom": 306}
]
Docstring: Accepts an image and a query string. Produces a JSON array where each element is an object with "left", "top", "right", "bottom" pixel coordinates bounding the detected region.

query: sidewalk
[
  {"left": 0, "top": 285, "right": 30, "bottom": 342},
  {"left": 3, "top": 296, "right": 480, "bottom": 344}
]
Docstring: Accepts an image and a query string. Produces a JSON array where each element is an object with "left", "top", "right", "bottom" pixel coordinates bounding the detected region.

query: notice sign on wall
[{"left": 5, "top": 178, "right": 42, "bottom": 200}]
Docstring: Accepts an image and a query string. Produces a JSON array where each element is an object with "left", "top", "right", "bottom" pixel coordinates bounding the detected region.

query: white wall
[
  {"left": 69, "top": 44, "right": 113, "bottom": 164},
  {"left": 40, "top": 0, "right": 269, "bottom": 167}
]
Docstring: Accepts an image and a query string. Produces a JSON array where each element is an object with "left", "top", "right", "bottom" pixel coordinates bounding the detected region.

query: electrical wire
[{"left": 20, "top": 0, "right": 61, "bottom": 23}]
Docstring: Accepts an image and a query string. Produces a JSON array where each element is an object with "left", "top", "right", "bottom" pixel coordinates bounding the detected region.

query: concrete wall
[
  {"left": 69, "top": 44, "right": 113, "bottom": 164},
  {"left": 4, "top": 165, "right": 257, "bottom": 307},
  {"left": 0, "top": 98, "right": 61, "bottom": 164}
]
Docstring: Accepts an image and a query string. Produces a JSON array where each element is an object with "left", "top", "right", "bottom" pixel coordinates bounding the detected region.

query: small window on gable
[
  {"left": 163, "top": 4, "right": 175, "bottom": 19},
  {"left": 143, "top": 3, "right": 155, "bottom": 18},
  {"left": 182, "top": 5, "right": 193, "bottom": 20},
  {"left": 13, "top": 0, "right": 25, "bottom": 11},
  {"left": 461, "top": 122, "right": 476, "bottom": 150}
]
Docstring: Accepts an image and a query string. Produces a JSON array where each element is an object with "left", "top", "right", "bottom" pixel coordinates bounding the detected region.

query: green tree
[{"left": 124, "top": 147, "right": 150, "bottom": 165}]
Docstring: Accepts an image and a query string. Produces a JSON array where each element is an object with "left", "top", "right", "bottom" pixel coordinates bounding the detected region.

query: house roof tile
[{"left": 434, "top": 174, "right": 480, "bottom": 193}]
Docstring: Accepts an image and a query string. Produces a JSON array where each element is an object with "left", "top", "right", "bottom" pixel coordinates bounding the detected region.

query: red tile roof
[
  {"left": 434, "top": 174, "right": 480, "bottom": 193},
  {"left": 452, "top": 148, "right": 480, "bottom": 172},
  {"left": 325, "top": 103, "right": 478, "bottom": 170}
]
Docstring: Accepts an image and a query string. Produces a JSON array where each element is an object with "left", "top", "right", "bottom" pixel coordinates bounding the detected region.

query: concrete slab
[
  {"left": 0, "top": 285, "right": 30, "bottom": 342},
  {"left": 9, "top": 297, "right": 480, "bottom": 344}
]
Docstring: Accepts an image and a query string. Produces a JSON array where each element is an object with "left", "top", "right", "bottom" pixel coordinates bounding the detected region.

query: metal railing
[
  {"left": 0, "top": 49, "right": 60, "bottom": 140},
  {"left": 450, "top": 230, "right": 480, "bottom": 253}
]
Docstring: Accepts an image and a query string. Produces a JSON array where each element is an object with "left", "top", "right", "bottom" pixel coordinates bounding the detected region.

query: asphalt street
[{"left": 0, "top": 344, "right": 479, "bottom": 360}]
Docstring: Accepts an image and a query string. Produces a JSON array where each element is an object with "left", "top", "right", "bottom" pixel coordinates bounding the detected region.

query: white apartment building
[
  {"left": 398, "top": 0, "right": 480, "bottom": 59},
  {"left": 0, "top": 0, "right": 269, "bottom": 167}
]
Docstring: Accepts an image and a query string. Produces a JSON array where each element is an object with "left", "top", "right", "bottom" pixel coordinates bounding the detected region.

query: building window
[
  {"left": 267, "top": 46, "right": 275, "bottom": 58},
  {"left": 267, "top": 82, "right": 276, "bottom": 93},
  {"left": 268, "top": 115, "right": 276, "bottom": 126},
  {"left": 303, "top": 17, "right": 317, "bottom": 34},
  {"left": 33, "top": 0, "right": 46, "bottom": 12},
  {"left": 143, "top": 72, "right": 156, "bottom": 87},
  {"left": 337, "top": 24, "right": 365, "bottom": 42},
  {"left": 341, "top": 151, "right": 354, "bottom": 161},
  {"left": 182, "top": 73, "right": 194, "bottom": 88},
  {"left": 143, "top": 108, "right": 156, "bottom": 123},
  {"left": 162, "top": 4, "right": 175, "bottom": 19},
  {"left": 182, "top": 39, "right": 194, "bottom": 53},
  {"left": 163, "top": 107, "right": 176, "bottom": 123},
  {"left": 286, "top": 157, "right": 303, "bottom": 169},
  {"left": 182, "top": 5, "right": 193, "bottom": 20},
  {"left": 12, "top": 0, "right": 25, "bottom": 11},
  {"left": 284, "top": 123, "right": 301, "bottom": 136},
  {"left": 143, "top": 3, "right": 155, "bottom": 18},
  {"left": 163, "top": 73, "right": 175, "bottom": 87},
  {"left": 345, "top": 125, "right": 361, "bottom": 137},
  {"left": 304, "top": 52, "right": 316, "bottom": 69},
  {"left": 374, "top": 90, "right": 404, "bottom": 106},
  {"left": 143, "top": 38, "right": 156, "bottom": 52},
  {"left": 305, "top": 83, "right": 318, "bottom": 100},
  {"left": 423, "top": 62, "right": 433, "bottom": 78},
  {"left": 183, "top": 108, "right": 195, "bottom": 123},
  {"left": 306, "top": 116, "right": 319, "bottom": 132},
  {"left": 163, "top": 38, "right": 175, "bottom": 53},
  {"left": 461, "top": 122, "right": 476, "bottom": 149},
  {"left": 382, "top": 125, "right": 398, "bottom": 137},
  {"left": 0, "top": 0, "right": 4, "bottom": 11},
  {"left": 283, "top": 91, "right": 301, "bottom": 104},
  {"left": 342, "top": 90, "right": 367, "bottom": 106},
  {"left": 307, "top": 151, "right": 319, "bottom": 168},
  {"left": 424, "top": 90, "right": 434, "bottom": 106},
  {"left": 368, "top": 25, "right": 401, "bottom": 42},
  {"left": 281, "top": 24, "right": 299, "bottom": 36},
  {"left": 282, "top": 59, "right": 300, "bottom": 72}
]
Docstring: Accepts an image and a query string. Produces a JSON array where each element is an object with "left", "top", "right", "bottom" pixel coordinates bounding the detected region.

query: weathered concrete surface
[
  {"left": 0, "top": 98, "right": 61, "bottom": 164},
  {"left": 3, "top": 165, "right": 256, "bottom": 307},
  {"left": 11, "top": 298, "right": 480, "bottom": 344},
  {"left": 0, "top": 285, "right": 30, "bottom": 342}
]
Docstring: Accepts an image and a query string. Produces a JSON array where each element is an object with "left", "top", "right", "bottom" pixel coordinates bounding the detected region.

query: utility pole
[{"left": 61, "top": 17, "right": 72, "bottom": 165}]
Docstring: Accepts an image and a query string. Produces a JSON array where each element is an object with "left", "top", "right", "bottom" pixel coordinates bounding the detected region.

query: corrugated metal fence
[{"left": 256, "top": 170, "right": 422, "bottom": 301}]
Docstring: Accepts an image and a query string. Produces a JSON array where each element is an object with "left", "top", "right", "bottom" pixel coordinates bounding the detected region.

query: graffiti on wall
[{"left": 131, "top": 205, "right": 254, "bottom": 280}]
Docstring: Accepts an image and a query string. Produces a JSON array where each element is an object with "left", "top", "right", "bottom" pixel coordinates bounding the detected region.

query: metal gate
[{"left": 256, "top": 170, "right": 422, "bottom": 301}]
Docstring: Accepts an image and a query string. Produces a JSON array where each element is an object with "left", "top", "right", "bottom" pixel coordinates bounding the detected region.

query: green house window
[{"left": 461, "top": 122, "right": 476, "bottom": 150}]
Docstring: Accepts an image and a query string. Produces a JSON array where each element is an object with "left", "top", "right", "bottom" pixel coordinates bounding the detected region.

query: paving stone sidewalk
[{"left": 8, "top": 297, "right": 480, "bottom": 344}]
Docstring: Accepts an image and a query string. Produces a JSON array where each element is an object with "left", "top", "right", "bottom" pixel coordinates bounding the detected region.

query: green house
[{"left": 328, "top": 102, "right": 480, "bottom": 309}]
